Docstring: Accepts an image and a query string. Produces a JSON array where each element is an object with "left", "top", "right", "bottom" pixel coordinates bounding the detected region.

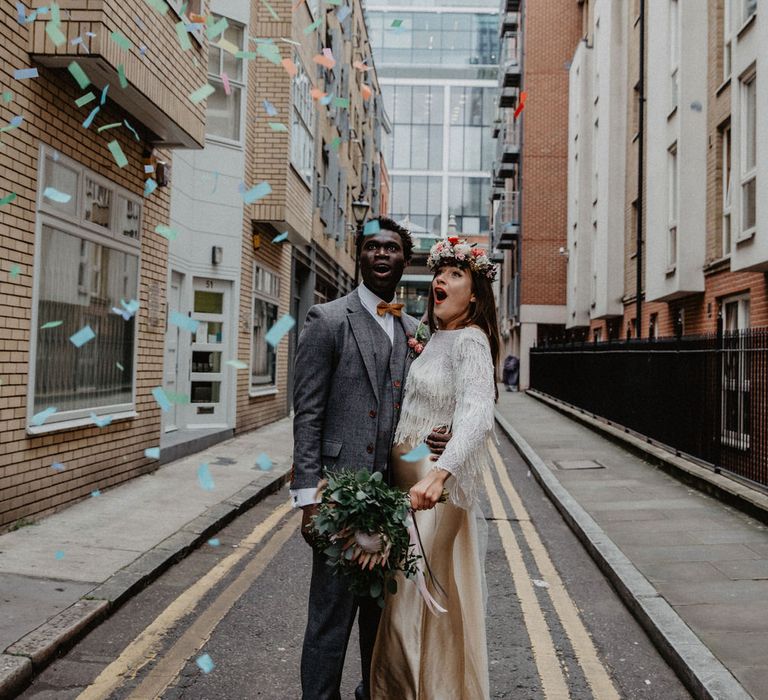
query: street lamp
[{"left": 351, "top": 195, "right": 370, "bottom": 286}]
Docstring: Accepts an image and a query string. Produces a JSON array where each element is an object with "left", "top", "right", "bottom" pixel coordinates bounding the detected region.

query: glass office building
[{"left": 367, "top": 1, "right": 499, "bottom": 316}]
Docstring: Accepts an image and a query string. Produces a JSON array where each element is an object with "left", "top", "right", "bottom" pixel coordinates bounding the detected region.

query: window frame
[
  {"left": 724, "top": 0, "right": 733, "bottom": 81},
  {"left": 739, "top": 69, "right": 757, "bottom": 241},
  {"left": 721, "top": 123, "right": 733, "bottom": 256},
  {"left": 27, "top": 146, "right": 142, "bottom": 434},
  {"left": 249, "top": 262, "right": 281, "bottom": 396},
  {"left": 667, "top": 143, "right": 679, "bottom": 272},
  {"left": 166, "top": 0, "right": 204, "bottom": 46},
  {"left": 669, "top": 0, "right": 680, "bottom": 113},
  {"left": 742, "top": 0, "right": 758, "bottom": 26},
  {"left": 720, "top": 293, "right": 751, "bottom": 449},
  {"left": 290, "top": 50, "right": 316, "bottom": 188}
]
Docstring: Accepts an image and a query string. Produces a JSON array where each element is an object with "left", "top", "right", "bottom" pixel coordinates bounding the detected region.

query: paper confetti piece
[
  {"left": 361, "top": 84, "right": 372, "bottom": 101},
  {"left": 116, "top": 362, "right": 125, "bottom": 371},
  {"left": 265, "top": 314, "right": 296, "bottom": 347},
  {"left": 108, "top": 140, "right": 128, "bottom": 168},
  {"left": 206, "top": 15, "right": 228, "bottom": 40},
  {"left": 43, "top": 187, "right": 72, "bottom": 203},
  {"left": 69, "top": 325, "right": 95, "bottom": 347},
  {"left": 391, "top": 19, "right": 404, "bottom": 28},
  {"left": 196, "top": 653, "right": 215, "bottom": 674},
  {"left": 91, "top": 489, "right": 101, "bottom": 497},
  {"left": 0, "top": 193, "right": 18, "bottom": 207},
  {"left": 90, "top": 412, "right": 113, "bottom": 428},
  {"left": 257, "top": 43, "right": 282, "bottom": 65},
  {"left": 144, "top": 178, "right": 157, "bottom": 197},
  {"left": 225, "top": 359, "right": 248, "bottom": 369},
  {"left": 31, "top": 407, "right": 57, "bottom": 426},
  {"left": 169, "top": 311, "right": 199, "bottom": 333},
  {"left": 268, "top": 122, "right": 288, "bottom": 132},
  {"left": 46, "top": 20, "right": 66, "bottom": 46},
  {"left": 9, "top": 264, "right": 21, "bottom": 278},
  {"left": 0, "top": 116, "right": 23, "bottom": 133},
  {"left": 208, "top": 538, "right": 221, "bottom": 547},
  {"left": 337, "top": 5, "right": 351, "bottom": 22},
  {"left": 40, "top": 320, "right": 63, "bottom": 329},
  {"left": 118, "top": 64, "right": 128, "bottom": 88},
  {"left": 52, "top": 462, "right": 66, "bottom": 472},
  {"left": 281, "top": 58, "right": 298, "bottom": 77},
  {"left": 145, "top": 447, "right": 160, "bottom": 459},
  {"left": 75, "top": 92, "right": 96, "bottom": 107},
  {"left": 363, "top": 219, "right": 381, "bottom": 236},
  {"left": 330, "top": 137, "right": 342, "bottom": 151},
  {"left": 310, "top": 88, "right": 327, "bottom": 101},
  {"left": 320, "top": 93, "right": 333, "bottom": 106},
  {"left": 175, "top": 21, "right": 192, "bottom": 51},
  {"left": 514, "top": 91, "right": 528, "bottom": 120},
  {"left": 144, "top": 164, "right": 155, "bottom": 174},
  {"left": 255, "top": 453, "right": 273, "bottom": 471},
  {"left": 68, "top": 61, "right": 91, "bottom": 89},
  {"left": 1, "top": 92, "right": 12, "bottom": 104},
  {"left": 304, "top": 18, "right": 322, "bottom": 34},
  {"left": 82, "top": 106, "right": 100, "bottom": 129},
  {"left": 242, "top": 181, "right": 272, "bottom": 204},
  {"left": 263, "top": 99, "right": 278, "bottom": 116},
  {"left": 189, "top": 84, "right": 215, "bottom": 104},
  {"left": 124, "top": 119, "right": 141, "bottom": 141},
  {"left": 152, "top": 387, "right": 172, "bottom": 412},
  {"left": 313, "top": 53, "right": 335, "bottom": 70},
  {"left": 100, "top": 84, "right": 109, "bottom": 105},
  {"left": 401, "top": 443, "right": 430, "bottom": 462},
  {"left": 333, "top": 97, "right": 349, "bottom": 109},
  {"left": 155, "top": 224, "right": 178, "bottom": 240},
  {"left": 143, "top": 0, "right": 168, "bottom": 13},
  {"left": 97, "top": 122, "right": 122, "bottom": 133},
  {"left": 14, "top": 68, "right": 39, "bottom": 80},
  {"left": 353, "top": 60, "right": 372, "bottom": 72},
  {"left": 197, "top": 464, "right": 215, "bottom": 491},
  {"left": 110, "top": 30, "right": 132, "bottom": 51},
  {"left": 221, "top": 72, "right": 231, "bottom": 96},
  {"left": 260, "top": 0, "right": 280, "bottom": 19},
  {"left": 54, "top": 550, "right": 65, "bottom": 560},
  {"left": 272, "top": 231, "right": 288, "bottom": 243}
]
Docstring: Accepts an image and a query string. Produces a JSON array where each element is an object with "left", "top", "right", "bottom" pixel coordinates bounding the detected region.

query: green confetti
[
  {"left": 256, "top": 43, "right": 281, "bottom": 65},
  {"left": 175, "top": 21, "right": 192, "bottom": 51},
  {"left": 304, "top": 18, "right": 322, "bottom": 34},
  {"left": 97, "top": 122, "right": 122, "bottom": 133},
  {"left": 330, "top": 136, "right": 342, "bottom": 151},
  {"left": 226, "top": 359, "right": 249, "bottom": 369},
  {"left": 117, "top": 64, "right": 128, "bottom": 89},
  {"left": 189, "top": 84, "right": 215, "bottom": 104},
  {"left": 326, "top": 0, "right": 341, "bottom": 4},
  {"left": 155, "top": 224, "right": 178, "bottom": 240},
  {"left": 0, "top": 193, "right": 17, "bottom": 207},
  {"left": 260, "top": 0, "right": 280, "bottom": 19},
  {"left": 206, "top": 15, "right": 229, "bottom": 41},
  {"left": 68, "top": 62, "right": 91, "bottom": 90},
  {"left": 9, "top": 264, "right": 21, "bottom": 279},
  {"left": 235, "top": 50, "right": 258, "bottom": 60},
  {"left": 143, "top": 0, "right": 168, "bottom": 14},
  {"left": 110, "top": 31, "right": 133, "bottom": 51},
  {"left": 1, "top": 92, "right": 12, "bottom": 104},
  {"left": 107, "top": 140, "right": 128, "bottom": 168},
  {"left": 268, "top": 122, "right": 288, "bottom": 132},
  {"left": 46, "top": 21, "right": 66, "bottom": 46},
  {"left": 391, "top": 19, "right": 403, "bottom": 28},
  {"left": 40, "top": 320, "right": 63, "bottom": 329},
  {"left": 75, "top": 92, "right": 96, "bottom": 107},
  {"left": 333, "top": 97, "right": 350, "bottom": 109},
  {"left": 116, "top": 362, "right": 125, "bottom": 371}
]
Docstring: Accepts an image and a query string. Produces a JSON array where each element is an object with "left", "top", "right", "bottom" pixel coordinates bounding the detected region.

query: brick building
[
  {"left": 492, "top": 0, "right": 582, "bottom": 388},
  {"left": 567, "top": 0, "right": 767, "bottom": 342}
]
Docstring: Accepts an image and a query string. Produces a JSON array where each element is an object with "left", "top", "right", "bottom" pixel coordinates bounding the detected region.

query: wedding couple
[{"left": 291, "top": 217, "right": 500, "bottom": 699}]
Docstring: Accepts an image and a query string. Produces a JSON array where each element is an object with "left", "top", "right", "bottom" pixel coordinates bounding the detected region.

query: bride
[{"left": 370, "top": 237, "right": 500, "bottom": 700}]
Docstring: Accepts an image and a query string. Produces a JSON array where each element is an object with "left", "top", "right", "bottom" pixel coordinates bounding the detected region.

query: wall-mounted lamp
[
  {"left": 558, "top": 246, "right": 569, "bottom": 259},
  {"left": 212, "top": 246, "right": 223, "bottom": 265}
]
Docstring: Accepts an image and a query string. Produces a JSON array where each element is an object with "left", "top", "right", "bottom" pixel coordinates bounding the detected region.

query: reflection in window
[
  {"left": 448, "top": 86, "right": 496, "bottom": 171},
  {"left": 251, "top": 264, "right": 280, "bottom": 389},
  {"left": 84, "top": 178, "right": 112, "bottom": 228},
  {"left": 389, "top": 175, "right": 443, "bottom": 235},
  {"left": 448, "top": 177, "right": 490, "bottom": 235}
]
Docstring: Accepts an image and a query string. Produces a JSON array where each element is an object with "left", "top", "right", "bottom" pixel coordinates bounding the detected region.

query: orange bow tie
[{"left": 376, "top": 302, "right": 404, "bottom": 318}]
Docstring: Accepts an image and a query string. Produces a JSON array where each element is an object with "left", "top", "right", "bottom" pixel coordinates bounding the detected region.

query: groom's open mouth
[
  {"left": 372, "top": 263, "right": 391, "bottom": 278},
  {"left": 434, "top": 287, "right": 448, "bottom": 304}
]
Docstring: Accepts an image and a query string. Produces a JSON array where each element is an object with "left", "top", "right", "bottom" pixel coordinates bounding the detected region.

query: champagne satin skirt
[{"left": 370, "top": 443, "right": 490, "bottom": 700}]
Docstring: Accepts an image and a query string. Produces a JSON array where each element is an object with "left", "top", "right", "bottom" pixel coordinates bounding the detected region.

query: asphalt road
[{"left": 18, "top": 433, "right": 692, "bottom": 699}]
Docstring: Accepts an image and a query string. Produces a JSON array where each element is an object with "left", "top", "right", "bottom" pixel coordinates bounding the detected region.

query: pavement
[
  {"left": 0, "top": 418, "right": 293, "bottom": 698},
  {"left": 495, "top": 389, "right": 768, "bottom": 700}
]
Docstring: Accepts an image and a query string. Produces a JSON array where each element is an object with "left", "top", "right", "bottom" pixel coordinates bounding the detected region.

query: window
[
  {"left": 30, "top": 148, "right": 141, "bottom": 429},
  {"left": 721, "top": 295, "right": 751, "bottom": 449},
  {"left": 592, "top": 119, "right": 599, "bottom": 203},
  {"left": 649, "top": 313, "right": 659, "bottom": 339},
  {"left": 667, "top": 144, "right": 678, "bottom": 270},
  {"left": 743, "top": 0, "right": 757, "bottom": 24},
  {"left": 669, "top": 0, "right": 679, "bottom": 111},
  {"left": 206, "top": 17, "right": 245, "bottom": 142},
  {"left": 721, "top": 123, "right": 733, "bottom": 255},
  {"left": 448, "top": 86, "right": 496, "bottom": 171},
  {"left": 724, "top": 0, "right": 732, "bottom": 80},
  {"left": 291, "top": 52, "right": 316, "bottom": 187},
  {"left": 740, "top": 71, "right": 756, "bottom": 237},
  {"left": 447, "top": 177, "right": 491, "bottom": 235},
  {"left": 384, "top": 84, "right": 445, "bottom": 171},
  {"left": 590, "top": 222, "right": 597, "bottom": 308},
  {"left": 251, "top": 264, "right": 280, "bottom": 391}
]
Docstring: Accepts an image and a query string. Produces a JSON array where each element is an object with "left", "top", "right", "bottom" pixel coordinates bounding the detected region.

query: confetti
[
  {"left": 90, "top": 413, "right": 113, "bottom": 428},
  {"left": 311, "top": 88, "right": 327, "bottom": 101},
  {"left": 242, "top": 181, "right": 272, "bottom": 204},
  {"left": 69, "top": 325, "right": 95, "bottom": 347},
  {"left": 54, "top": 550, "right": 65, "bottom": 560},
  {"left": 144, "top": 178, "right": 157, "bottom": 197},
  {"left": 0, "top": 193, "right": 18, "bottom": 207},
  {"left": 52, "top": 462, "right": 66, "bottom": 472},
  {"left": 260, "top": 0, "right": 280, "bottom": 20},
  {"left": 144, "top": 165, "right": 155, "bottom": 174},
  {"left": 333, "top": 97, "right": 349, "bottom": 109},
  {"left": 67, "top": 61, "right": 91, "bottom": 89},
  {"left": 189, "top": 84, "right": 215, "bottom": 104},
  {"left": 14, "top": 68, "right": 39, "bottom": 80},
  {"left": 175, "top": 21, "right": 193, "bottom": 51},
  {"left": 262, "top": 99, "right": 278, "bottom": 116},
  {"left": 116, "top": 362, "right": 125, "bottom": 371},
  {"left": 221, "top": 72, "right": 231, "bottom": 96},
  {"left": 118, "top": 64, "right": 128, "bottom": 88},
  {"left": 143, "top": 0, "right": 169, "bottom": 14},
  {"left": 46, "top": 20, "right": 66, "bottom": 46},
  {"left": 208, "top": 538, "right": 221, "bottom": 547},
  {"left": 152, "top": 387, "right": 173, "bottom": 412},
  {"left": 31, "top": 407, "right": 57, "bottom": 426},
  {"left": 43, "top": 187, "right": 72, "bottom": 203},
  {"left": 337, "top": 5, "right": 351, "bottom": 22},
  {"left": 304, "top": 18, "right": 322, "bottom": 34},
  {"left": 272, "top": 231, "right": 289, "bottom": 243},
  {"left": 75, "top": 92, "right": 96, "bottom": 107},
  {"left": 255, "top": 453, "right": 273, "bottom": 471},
  {"left": 82, "top": 106, "right": 100, "bottom": 129},
  {"left": 281, "top": 58, "right": 298, "bottom": 77},
  {"left": 107, "top": 140, "right": 128, "bottom": 168},
  {"left": 100, "top": 84, "right": 109, "bottom": 105},
  {"left": 257, "top": 43, "right": 282, "bottom": 65},
  {"left": 40, "top": 320, "right": 63, "bottom": 329},
  {"left": 514, "top": 91, "right": 528, "bottom": 120},
  {"left": 391, "top": 19, "right": 404, "bottom": 28},
  {"left": 196, "top": 653, "right": 215, "bottom": 674},
  {"left": 155, "top": 224, "right": 178, "bottom": 240},
  {"left": 0, "top": 116, "right": 23, "bottom": 133},
  {"left": 169, "top": 311, "right": 199, "bottom": 333},
  {"left": 144, "top": 447, "right": 160, "bottom": 460},
  {"left": 225, "top": 359, "right": 248, "bottom": 369},
  {"left": 361, "top": 85, "right": 372, "bottom": 101},
  {"left": 9, "top": 264, "right": 21, "bottom": 278},
  {"left": 91, "top": 489, "right": 101, "bottom": 497},
  {"left": 320, "top": 93, "right": 333, "bottom": 106},
  {"left": 124, "top": 119, "right": 141, "bottom": 141},
  {"left": 206, "top": 15, "right": 228, "bottom": 41},
  {"left": 329, "top": 137, "right": 342, "bottom": 151},
  {"left": 269, "top": 122, "right": 288, "bottom": 132},
  {"left": 1, "top": 92, "right": 13, "bottom": 104},
  {"left": 313, "top": 52, "right": 335, "bottom": 70},
  {"left": 363, "top": 220, "right": 381, "bottom": 236},
  {"left": 401, "top": 443, "right": 430, "bottom": 462},
  {"left": 97, "top": 122, "right": 122, "bottom": 133},
  {"left": 197, "top": 464, "right": 215, "bottom": 491},
  {"left": 353, "top": 60, "right": 372, "bottom": 72},
  {"left": 265, "top": 314, "right": 296, "bottom": 347},
  {"left": 110, "top": 30, "right": 132, "bottom": 51}
]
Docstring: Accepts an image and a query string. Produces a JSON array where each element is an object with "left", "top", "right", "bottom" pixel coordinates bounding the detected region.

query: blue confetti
[
  {"left": 242, "top": 181, "right": 272, "bottom": 204},
  {"left": 54, "top": 550, "right": 65, "bottom": 560},
  {"left": 255, "top": 453, "right": 273, "bottom": 471},
  {"left": 100, "top": 83, "right": 109, "bottom": 105},
  {"left": 9, "top": 115, "right": 23, "bottom": 128},
  {"left": 91, "top": 489, "right": 101, "bottom": 497},
  {"left": 207, "top": 538, "right": 221, "bottom": 547},
  {"left": 196, "top": 653, "right": 215, "bottom": 674},
  {"left": 14, "top": 67, "right": 39, "bottom": 80},
  {"left": 152, "top": 387, "right": 173, "bottom": 412},
  {"left": 144, "top": 447, "right": 160, "bottom": 459},
  {"left": 82, "top": 106, "right": 100, "bottom": 129},
  {"left": 262, "top": 99, "right": 278, "bottom": 116},
  {"left": 69, "top": 325, "right": 95, "bottom": 347},
  {"left": 320, "top": 93, "right": 333, "bottom": 106},
  {"left": 401, "top": 443, "right": 431, "bottom": 462},
  {"left": 90, "top": 412, "right": 113, "bottom": 428},
  {"left": 363, "top": 219, "right": 381, "bottom": 236},
  {"left": 197, "top": 464, "right": 215, "bottom": 491},
  {"left": 52, "top": 461, "right": 66, "bottom": 471},
  {"left": 31, "top": 407, "right": 57, "bottom": 426},
  {"left": 144, "top": 178, "right": 157, "bottom": 197},
  {"left": 43, "top": 187, "right": 71, "bottom": 203},
  {"left": 169, "top": 311, "right": 199, "bottom": 333},
  {"left": 264, "top": 314, "right": 295, "bottom": 348},
  {"left": 271, "top": 231, "right": 288, "bottom": 243}
]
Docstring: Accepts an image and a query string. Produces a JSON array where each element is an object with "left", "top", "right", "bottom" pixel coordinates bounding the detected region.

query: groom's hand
[
  {"left": 301, "top": 504, "right": 320, "bottom": 546},
  {"left": 426, "top": 426, "right": 451, "bottom": 461}
]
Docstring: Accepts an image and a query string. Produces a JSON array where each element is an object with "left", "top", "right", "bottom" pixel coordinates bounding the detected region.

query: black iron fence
[{"left": 530, "top": 329, "right": 768, "bottom": 490}]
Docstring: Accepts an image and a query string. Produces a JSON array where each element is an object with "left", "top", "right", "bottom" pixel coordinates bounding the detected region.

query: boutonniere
[{"left": 407, "top": 321, "right": 429, "bottom": 359}]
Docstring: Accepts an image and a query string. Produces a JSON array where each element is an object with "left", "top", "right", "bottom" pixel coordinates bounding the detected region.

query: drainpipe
[{"left": 636, "top": 0, "right": 645, "bottom": 337}]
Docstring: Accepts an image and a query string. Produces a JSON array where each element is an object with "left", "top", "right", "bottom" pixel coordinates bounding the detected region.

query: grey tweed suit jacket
[{"left": 292, "top": 288, "right": 420, "bottom": 490}]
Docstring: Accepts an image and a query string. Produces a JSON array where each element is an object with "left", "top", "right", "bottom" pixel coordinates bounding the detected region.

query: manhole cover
[
  {"left": 211, "top": 457, "right": 237, "bottom": 466},
  {"left": 553, "top": 459, "right": 606, "bottom": 470}
]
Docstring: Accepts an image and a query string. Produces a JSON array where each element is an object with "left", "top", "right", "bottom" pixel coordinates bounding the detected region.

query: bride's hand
[{"left": 409, "top": 469, "right": 450, "bottom": 511}]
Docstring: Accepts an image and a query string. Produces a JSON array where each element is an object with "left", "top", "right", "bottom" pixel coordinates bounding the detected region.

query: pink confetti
[{"left": 221, "top": 72, "right": 231, "bottom": 96}]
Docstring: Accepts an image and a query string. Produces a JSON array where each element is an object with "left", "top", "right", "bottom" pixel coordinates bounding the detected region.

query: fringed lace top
[{"left": 393, "top": 326, "right": 496, "bottom": 509}]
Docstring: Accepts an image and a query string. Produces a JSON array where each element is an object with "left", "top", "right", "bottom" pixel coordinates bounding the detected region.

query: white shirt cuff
[{"left": 290, "top": 487, "right": 321, "bottom": 508}]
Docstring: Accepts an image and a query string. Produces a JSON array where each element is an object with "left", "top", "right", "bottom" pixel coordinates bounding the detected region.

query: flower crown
[{"left": 427, "top": 236, "right": 498, "bottom": 281}]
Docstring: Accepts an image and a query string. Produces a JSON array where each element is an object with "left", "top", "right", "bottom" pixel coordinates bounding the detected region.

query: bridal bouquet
[{"left": 311, "top": 470, "right": 425, "bottom": 607}]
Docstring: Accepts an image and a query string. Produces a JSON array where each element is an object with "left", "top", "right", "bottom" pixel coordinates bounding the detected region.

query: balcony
[
  {"left": 496, "top": 119, "right": 521, "bottom": 164},
  {"left": 499, "top": 32, "right": 522, "bottom": 89},
  {"left": 501, "top": 0, "right": 522, "bottom": 12},
  {"left": 493, "top": 192, "right": 521, "bottom": 250},
  {"left": 29, "top": 0, "right": 207, "bottom": 147},
  {"left": 500, "top": 11, "right": 520, "bottom": 36}
]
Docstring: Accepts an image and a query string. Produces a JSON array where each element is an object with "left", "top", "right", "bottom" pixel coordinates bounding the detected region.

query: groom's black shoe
[{"left": 354, "top": 681, "right": 368, "bottom": 700}]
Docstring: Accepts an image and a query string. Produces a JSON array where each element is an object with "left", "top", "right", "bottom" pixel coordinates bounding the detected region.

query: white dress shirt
[{"left": 290, "top": 284, "right": 397, "bottom": 508}]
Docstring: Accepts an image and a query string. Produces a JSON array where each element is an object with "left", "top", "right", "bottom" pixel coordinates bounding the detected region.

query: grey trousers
[{"left": 301, "top": 550, "right": 381, "bottom": 700}]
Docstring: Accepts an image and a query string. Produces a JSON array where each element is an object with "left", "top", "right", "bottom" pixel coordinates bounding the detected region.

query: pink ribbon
[{"left": 407, "top": 514, "right": 447, "bottom": 615}]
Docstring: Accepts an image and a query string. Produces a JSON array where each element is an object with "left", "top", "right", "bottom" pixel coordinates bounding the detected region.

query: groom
[{"left": 291, "top": 217, "right": 447, "bottom": 700}]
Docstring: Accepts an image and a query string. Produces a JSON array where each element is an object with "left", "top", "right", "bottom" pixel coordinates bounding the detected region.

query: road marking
[
  {"left": 127, "top": 514, "right": 299, "bottom": 699},
  {"left": 489, "top": 442, "right": 620, "bottom": 700},
  {"left": 76, "top": 498, "right": 294, "bottom": 700},
  {"left": 482, "top": 468, "right": 572, "bottom": 699}
]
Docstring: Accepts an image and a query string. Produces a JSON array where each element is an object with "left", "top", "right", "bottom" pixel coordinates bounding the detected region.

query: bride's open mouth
[{"left": 434, "top": 287, "right": 448, "bottom": 304}]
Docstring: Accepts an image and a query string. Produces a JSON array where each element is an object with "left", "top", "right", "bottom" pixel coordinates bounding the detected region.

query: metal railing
[
  {"left": 530, "top": 329, "right": 768, "bottom": 490},
  {"left": 500, "top": 31, "right": 521, "bottom": 72},
  {"left": 495, "top": 118, "right": 521, "bottom": 164}
]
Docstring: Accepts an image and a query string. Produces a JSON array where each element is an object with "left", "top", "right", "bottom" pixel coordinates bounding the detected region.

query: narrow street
[{"left": 19, "top": 435, "right": 690, "bottom": 700}]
